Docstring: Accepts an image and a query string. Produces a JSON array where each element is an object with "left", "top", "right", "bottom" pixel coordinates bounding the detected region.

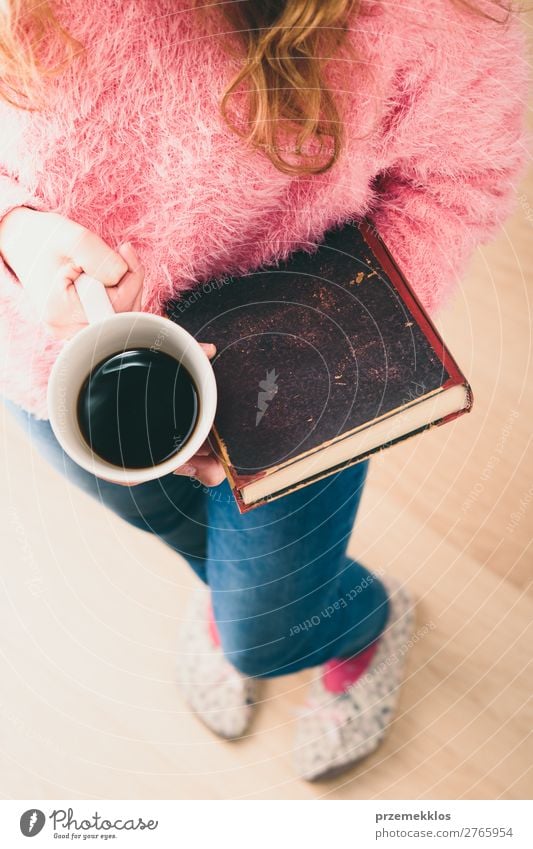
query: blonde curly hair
[{"left": 0, "top": 0, "right": 514, "bottom": 175}]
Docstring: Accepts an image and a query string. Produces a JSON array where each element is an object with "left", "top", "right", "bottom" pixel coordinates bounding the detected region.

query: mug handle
[{"left": 74, "top": 273, "right": 116, "bottom": 323}]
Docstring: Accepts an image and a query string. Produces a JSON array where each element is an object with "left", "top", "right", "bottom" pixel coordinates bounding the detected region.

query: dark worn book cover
[{"left": 167, "top": 218, "right": 472, "bottom": 510}]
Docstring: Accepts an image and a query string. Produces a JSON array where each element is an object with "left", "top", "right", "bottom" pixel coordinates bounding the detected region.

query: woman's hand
[
  {"left": 105, "top": 343, "right": 225, "bottom": 489},
  {"left": 0, "top": 207, "right": 143, "bottom": 339},
  {"left": 0, "top": 208, "right": 225, "bottom": 487}
]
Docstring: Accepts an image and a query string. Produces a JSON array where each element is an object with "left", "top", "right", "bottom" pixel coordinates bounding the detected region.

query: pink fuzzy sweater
[{"left": 0, "top": 0, "right": 530, "bottom": 419}]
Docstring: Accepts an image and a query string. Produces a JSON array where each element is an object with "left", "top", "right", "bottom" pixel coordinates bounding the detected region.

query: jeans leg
[
  {"left": 205, "top": 461, "right": 390, "bottom": 678},
  {"left": 3, "top": 400, "right": 209, "bottom": 581}
]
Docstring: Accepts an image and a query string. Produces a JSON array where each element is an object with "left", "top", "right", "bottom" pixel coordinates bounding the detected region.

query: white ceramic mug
[{"left": 47, "top": 273, "right": 217, "bottom": 484}]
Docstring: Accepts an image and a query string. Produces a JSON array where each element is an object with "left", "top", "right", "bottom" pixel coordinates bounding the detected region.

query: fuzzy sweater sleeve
[
  {"left": 0, "top": 174, "right": 48, "bottom": 277},
  {"left": 0, "top": 177, "right": 59, "bottom": 417},
  {"left": 367, "top": 6, "right": 531, "bottom": 314}
]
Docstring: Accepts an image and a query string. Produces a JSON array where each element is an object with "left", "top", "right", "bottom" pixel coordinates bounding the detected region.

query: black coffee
[{"left": 77, "top": 348, "right": 199, "bottom": 468}]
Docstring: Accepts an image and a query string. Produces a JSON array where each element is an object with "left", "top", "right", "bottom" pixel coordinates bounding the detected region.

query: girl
[{"left": 0, "top": 0, "right": 529, "bottom": 781}]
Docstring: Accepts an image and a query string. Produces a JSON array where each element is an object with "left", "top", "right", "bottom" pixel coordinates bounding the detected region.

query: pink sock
[
  {"left": 322, "top": 641, "right": 379, "bottom": 694},
  {"left": 207, "top": 602, "right": 221, "bottom": 647}
]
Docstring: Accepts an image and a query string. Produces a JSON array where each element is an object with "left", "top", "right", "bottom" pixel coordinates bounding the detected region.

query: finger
[
  {"left": 173, "top": 455, "right": 226, "bottom": 487},
  {"left": 50, "top": 243, "right": 143, "bottom": 328},
  {"left": 117, "top": 241, "right": 143, "bottom": 274},
  {"left": 194, "top": 456, "right": 226, "bottom": 487},
  {"left": 43, "top": 261, "right": 87, "bottom": 328},
  {"left": 70, "top": 228, "right": 128, "bottom": 287},
  {"left": 106, "top": 243, "right": 145, "bottom": 313},
  {"left": 199, "top": 343, "right": 216, "bottom": 359}
]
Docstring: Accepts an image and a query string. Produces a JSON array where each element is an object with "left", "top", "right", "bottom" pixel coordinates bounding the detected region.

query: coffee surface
[{"left": 77, "top": 349, "right": 198, "bottom": 468}]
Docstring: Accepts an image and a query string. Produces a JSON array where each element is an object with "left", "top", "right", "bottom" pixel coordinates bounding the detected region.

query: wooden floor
[{"left": 1, "top": 51, "right": 532, "bottom": 806}]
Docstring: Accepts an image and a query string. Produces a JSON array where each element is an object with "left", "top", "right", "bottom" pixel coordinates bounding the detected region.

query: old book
[{"left": 169, "top": 218, "right": 472, "bottom": 512}]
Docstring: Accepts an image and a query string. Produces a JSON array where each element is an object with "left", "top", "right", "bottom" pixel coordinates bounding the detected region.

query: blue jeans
[{"left": 4, "top": 400, "right": 390, "bottom": 678}]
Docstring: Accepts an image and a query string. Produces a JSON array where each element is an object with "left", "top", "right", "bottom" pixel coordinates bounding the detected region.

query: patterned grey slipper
[
  {"left": 293, "top": 575, "right": 415, "bottom": 781},
  {"left": 177, "top": 587, "right": 259, "bottom": 740}
]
